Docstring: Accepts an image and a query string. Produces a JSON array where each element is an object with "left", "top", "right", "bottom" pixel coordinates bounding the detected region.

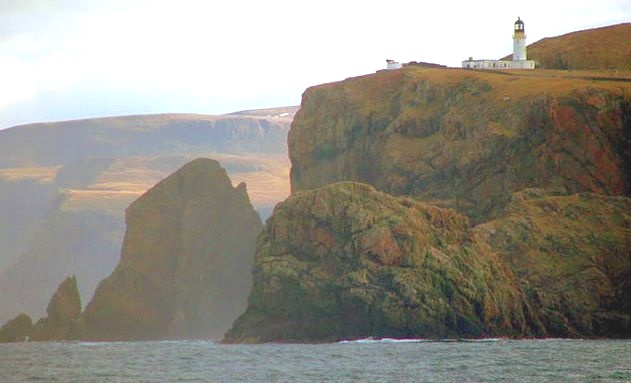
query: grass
[{"left": 525, "top": 23, "right": 631, "bottom": 71}]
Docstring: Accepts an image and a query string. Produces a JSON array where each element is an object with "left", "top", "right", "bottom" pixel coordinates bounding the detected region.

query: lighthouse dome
[{"left": 514, "top": 17, "right": 525, "bottom": 32}]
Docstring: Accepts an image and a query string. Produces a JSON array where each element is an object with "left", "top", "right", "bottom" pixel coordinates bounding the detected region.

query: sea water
[{"left": 1, "top": 339, "right": 629, "bottom": 382}]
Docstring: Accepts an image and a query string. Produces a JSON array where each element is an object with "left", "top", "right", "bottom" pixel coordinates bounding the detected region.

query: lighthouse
[
  {"left": 513, "top": 17, "right": 527, "bottom": 61},
  {"left": 461, "top": 17, "right": 535, "bottom": 70}
]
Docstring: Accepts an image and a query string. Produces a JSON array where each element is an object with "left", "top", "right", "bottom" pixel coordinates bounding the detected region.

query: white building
[
  {"left": 386, "top": 59, "right": 403, "bottom": 70},
  {"left": 462, "top": 17, "right": 535, "bottom": 70}
]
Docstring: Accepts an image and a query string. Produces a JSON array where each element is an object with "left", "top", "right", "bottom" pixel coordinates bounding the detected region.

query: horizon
[{"left": 1, "top": 0, "right": 630, "bottom": 130}]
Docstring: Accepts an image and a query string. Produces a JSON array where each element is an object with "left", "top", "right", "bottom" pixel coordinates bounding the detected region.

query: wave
[
  {"left": 338, "top": 337, "right": 506, "bottom": 344},
  {"left": 337, "top": 337, "right": 430, "bottom": 344}
]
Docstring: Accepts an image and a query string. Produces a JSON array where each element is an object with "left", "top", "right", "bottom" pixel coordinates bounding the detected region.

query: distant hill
[
  {"left": 501, "top": 23, "right": 631, "bottom": 70},
  {"left": 0, "top": 107, "right": 297, "bottom": 322},
  {"left": 0, "top": 110, "right": 295, "bottom": 167}
]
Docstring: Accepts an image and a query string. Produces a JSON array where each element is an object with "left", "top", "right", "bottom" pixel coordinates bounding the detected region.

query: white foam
[
  {"left": 338, "top": 337, "right": 508, "bottom": 344},
  {"left": 338, "top": 337, "right": 428, "bottom": 344}
]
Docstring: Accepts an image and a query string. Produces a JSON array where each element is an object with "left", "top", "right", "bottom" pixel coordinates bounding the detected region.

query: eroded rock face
[
  {"left": 225, "top": 183, "right": 631, "bottom": 343},
  {"left": 289, "top": 68, "right": 631, "bottom": 223},
  {"left": 474, "top": 190, "right": 631, "bottom": 337},
  {"left": 82, "top": 158, "right": 263, "bottom": 340},
  {"left": 225, "top": 182, "right": 530, "bottom": 343}
]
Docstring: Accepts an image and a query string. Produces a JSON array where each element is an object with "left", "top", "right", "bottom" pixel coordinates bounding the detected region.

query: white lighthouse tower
[
  {"left": 461, "top": 17, "right": 535, "bottom": 69},
  {"left": 513, "top": 17, "right": 527, "bottom": 61}
]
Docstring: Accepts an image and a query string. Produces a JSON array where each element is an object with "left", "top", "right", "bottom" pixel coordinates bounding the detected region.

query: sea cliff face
[
  {"left": 82, "top": 158, "right": 263, "bottom": 340},
  {"left": 289, "top": 68, "right": 630, "bottom": 222},
  {"left": 225, "top": 182, "right": 531, "bottom": 342},
  {"left": 475, "top": 190, "right": 631, "bottom": 337},
  {"left": 227, "top": 63, "right": 631, "bottom": 342},
  {"left": 225, "top": 183, "right": 631, "bottom": 343}
]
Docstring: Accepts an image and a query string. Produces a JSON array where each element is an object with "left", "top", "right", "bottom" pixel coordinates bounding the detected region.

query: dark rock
[
  {"left": 225, "top": 182, "right": 529, "bottom": 343},
  {"left": 474, "top": 192, "right": 631, "bottom": 337}
]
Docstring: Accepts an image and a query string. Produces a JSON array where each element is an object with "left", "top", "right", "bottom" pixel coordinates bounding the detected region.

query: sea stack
[
  {"left": 82, "top": 158, "right": 263, "bottom": 340},
  {"left": 31, "top": 276, "right": 83, "bottom": 341},
  {"left": 0, "top": 276, "right": 83, "bottom": 342}
]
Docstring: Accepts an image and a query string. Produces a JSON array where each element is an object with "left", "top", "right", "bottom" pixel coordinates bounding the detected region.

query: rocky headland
[
  {"left": 226, "top": 25, "right": 631, "bottom": 342},
  {"left": 3, "top": 24, "right": 630, "bottom": 344},
  {"left": 224, "top": 183, "right": 630, "bottom": 342},
  {"left": 225, "top": 182, "right": 529, "bottom": 342}
]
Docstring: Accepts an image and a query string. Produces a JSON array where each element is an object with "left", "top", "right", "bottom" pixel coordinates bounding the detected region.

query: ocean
[{"left": 0, "top": 339, "right": 629, "bottom": 382}]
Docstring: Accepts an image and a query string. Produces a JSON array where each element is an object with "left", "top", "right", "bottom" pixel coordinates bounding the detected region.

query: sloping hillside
[{"left": 501, "top": 23, "right": 631, "bottom": 70}]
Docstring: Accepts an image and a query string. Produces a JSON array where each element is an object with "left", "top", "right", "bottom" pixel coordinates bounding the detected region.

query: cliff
[
  {"left": 225, "top": 183, "right": 631, "bottom": 342},
  {"left": 0, "top": 107, "right": 294, "bottom": 323},
  {"left": 225, "top": 182, "right": 530, "bottom": 342},
  {"left": 501, "top": 23, "right": 631, "bottom": 70},
  {"left": 228, "top": 45, "right": 631, "bottom": 342},
  {"left": 289, "top": 67, "right": 631, "bottom": 223},
  {"left": 82, "top": 158, "right": 263, "bottom": 340},
  {"left": 475, "top": 190, "right": 631, "bottom": 337}
]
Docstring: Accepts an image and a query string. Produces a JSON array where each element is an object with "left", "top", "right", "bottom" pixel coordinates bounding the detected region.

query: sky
[{"left": 0, "top": 0, "right": 629, "bottom": 129}]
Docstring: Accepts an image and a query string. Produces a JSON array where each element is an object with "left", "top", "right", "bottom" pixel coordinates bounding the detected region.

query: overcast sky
[{"left": 0, "top": 0, "right": 629, "bottom": 129}]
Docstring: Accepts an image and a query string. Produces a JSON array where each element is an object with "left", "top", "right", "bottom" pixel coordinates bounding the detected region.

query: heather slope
[{"left": 501, "top": 23, "right": 631, "bottom": 70}]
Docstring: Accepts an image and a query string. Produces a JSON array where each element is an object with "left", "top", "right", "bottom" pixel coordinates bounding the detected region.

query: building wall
[
  {"left": 461, "top": 59, "right": 535, "bottom": 69},
  {"left": 513, "top": 35, "right": 527, "bottom": 61}
]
